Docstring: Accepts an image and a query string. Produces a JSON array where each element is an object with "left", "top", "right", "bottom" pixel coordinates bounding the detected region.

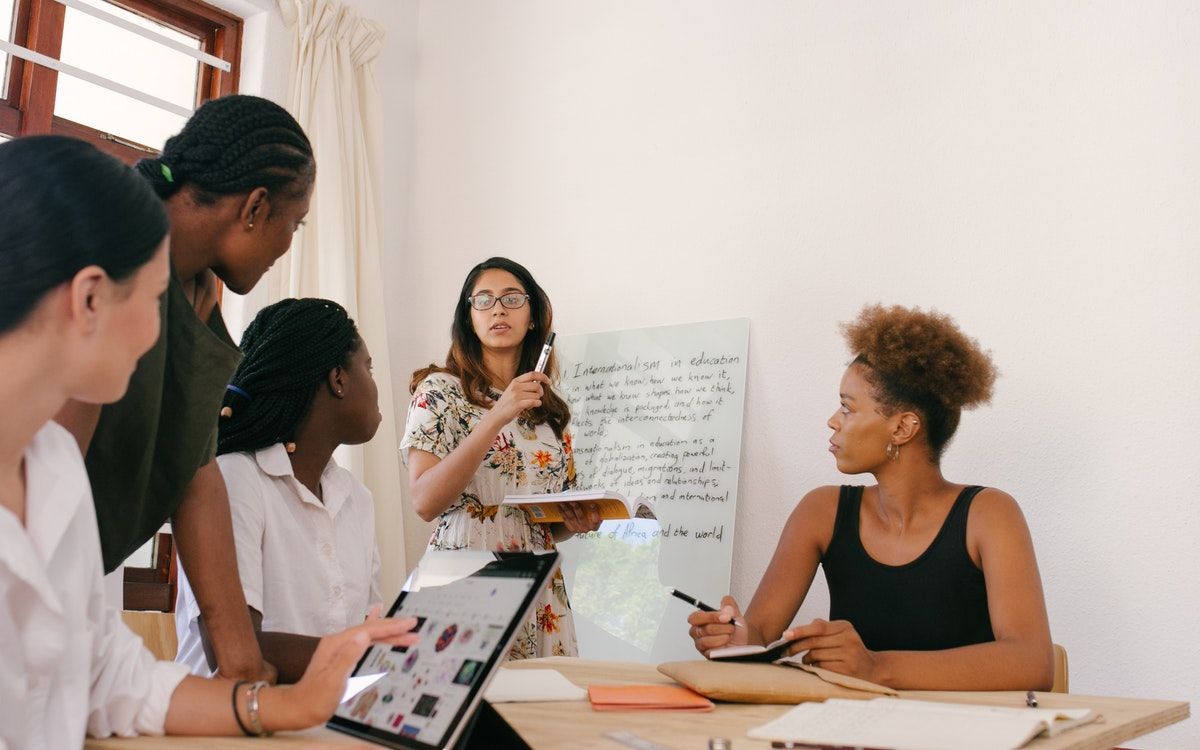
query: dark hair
[
  {"left": 842, "top": 304, "right": 997, "bottom": 460},
  {"left": 410, "top": 256, "right": 570, "bottom": 438},
  {"left": 0, "top": 136, "right": 168, "bottom": 335},
  {"left": 218, "top": 298, "right": 361, "bottom": 455},
  {"left": 134, "top": 94, "right": 314, "bottom": 204}
]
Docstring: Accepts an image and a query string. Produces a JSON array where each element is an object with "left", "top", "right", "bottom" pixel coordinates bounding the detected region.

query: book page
[{"left": 710, "top": 634, "right": 801, "bottom": 661}]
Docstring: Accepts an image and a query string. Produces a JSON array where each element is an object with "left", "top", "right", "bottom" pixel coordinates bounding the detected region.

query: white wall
[{"left": 391, "top": 2, "right": 1199, "bottom": 747}]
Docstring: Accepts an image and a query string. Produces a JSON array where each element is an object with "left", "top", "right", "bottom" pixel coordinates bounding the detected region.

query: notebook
[
  {"left": 501, "top": 489, "right": 657, "bottom": 522},
  {"left": 588, "top": 684, "right": 715, "bottom": 712},
  {"left": 709, "top": 634, "right": 803, "bottom": 661},
  {"left": 327, "top": 552, "right": 561, "bottom": 749},
  {"left": 747, "top": 697, "right": 1099, "bottom": 750},
  {"left": 483, "top": 668, "right": 587, "bottom": 703}
]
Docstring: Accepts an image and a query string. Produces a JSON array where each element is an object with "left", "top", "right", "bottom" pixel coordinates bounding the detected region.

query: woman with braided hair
[
  {"left": 688, "top": 305, "right": 1055, "bottom": 691},
  {"left": 175, "top": 298, "right": 384, "bottom": 683},
  {"left": 54, "top": 94, "right": 316, "bottom": 683},
  {"left": 0, "top": 136, "right": 416, "bottom": 749}
]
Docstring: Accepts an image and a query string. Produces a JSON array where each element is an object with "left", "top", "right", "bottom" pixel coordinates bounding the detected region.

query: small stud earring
[
  {"left": 529, "top": 322, "right": 535, "bottom": 330},
  {"left": 285, "top": 442, "right": 297, "bottom": 454},
  {"left": 247, "top": 222, "right": 254, "bottom": 229},
  {"left": 219, "top": 406, "right": 233, "bottom": 418},
  {"left": 336, "top": 390, "right": 343, "bottom": 397}
]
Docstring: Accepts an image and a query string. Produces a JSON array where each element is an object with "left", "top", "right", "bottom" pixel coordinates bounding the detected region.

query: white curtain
[{"left": 273, "top": 0, "right": 406, "bottom": 596}]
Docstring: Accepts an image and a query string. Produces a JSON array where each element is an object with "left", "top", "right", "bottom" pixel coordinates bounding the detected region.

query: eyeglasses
[{"left": 467, "top": 292, "right": 530, "bottom": 311}]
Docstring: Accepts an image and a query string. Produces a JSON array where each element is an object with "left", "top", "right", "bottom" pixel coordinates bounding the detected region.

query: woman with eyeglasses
[{"left": 403, "top": 257, "right": 602, "bottom": 659}]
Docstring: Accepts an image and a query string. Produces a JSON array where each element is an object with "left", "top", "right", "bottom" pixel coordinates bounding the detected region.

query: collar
[
  {"left": 0, "top": 422, "right": 88, "bottom": 614},
  {"left": 253, "top": 443, "right": 352, "bottom": 517}
]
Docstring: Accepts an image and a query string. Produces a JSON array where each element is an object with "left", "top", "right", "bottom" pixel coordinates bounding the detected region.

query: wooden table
[{"left": 86, "top": 657, "right": 1190, "bottom": 750}]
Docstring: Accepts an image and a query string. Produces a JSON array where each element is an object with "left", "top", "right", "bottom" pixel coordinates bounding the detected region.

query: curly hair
[{"left": 841, "top": 304, "right": 997, "bottom": 459}]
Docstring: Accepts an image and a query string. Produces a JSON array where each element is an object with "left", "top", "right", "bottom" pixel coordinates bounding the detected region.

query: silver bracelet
[{"left": 246, "top": 680, "right": 273, "bottom": 737}]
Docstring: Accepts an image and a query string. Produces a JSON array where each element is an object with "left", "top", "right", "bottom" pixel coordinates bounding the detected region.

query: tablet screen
[{"left": 329, "top": 553, "right": 558, "bottom": 749}]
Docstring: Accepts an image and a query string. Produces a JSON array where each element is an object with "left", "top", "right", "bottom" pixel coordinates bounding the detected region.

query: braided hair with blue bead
[{"left": 218, "top": 298, "right": 361, "bottom": 456}]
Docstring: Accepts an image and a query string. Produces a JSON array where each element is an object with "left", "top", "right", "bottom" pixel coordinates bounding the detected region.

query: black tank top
[{"left": 822, "top": 485, "right": 995, "bottom": 652}]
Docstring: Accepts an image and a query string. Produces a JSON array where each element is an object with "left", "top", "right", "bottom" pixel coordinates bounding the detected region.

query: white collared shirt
[
  {"left": 175, "top": 444, "right": 382, "bottom": 675},
  {"left": 0, "top": 422, "right": 189, "bottom": 749}
]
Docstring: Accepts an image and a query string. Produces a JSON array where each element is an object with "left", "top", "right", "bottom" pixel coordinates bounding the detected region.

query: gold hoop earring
[{"left": 885, "top": 442, "right": 900, "bottom": 461}]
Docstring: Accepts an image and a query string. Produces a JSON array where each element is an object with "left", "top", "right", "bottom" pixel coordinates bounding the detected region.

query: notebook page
[
  {"left": 484, "top": 668, "right": 587, "bottom": 703},
  {"left": 747, "top": 699, "right": 1049, "bottom": 750},
  {"left": 872, "top": 699, "right": 1097, "bottom": 737}
]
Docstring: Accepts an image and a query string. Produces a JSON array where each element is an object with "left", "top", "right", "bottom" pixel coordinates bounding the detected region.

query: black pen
[{"left": 670, "top": 588, "right": 745, "bottom": 628}]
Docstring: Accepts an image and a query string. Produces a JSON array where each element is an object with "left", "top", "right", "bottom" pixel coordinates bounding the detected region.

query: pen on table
[
  {"left": 669, "top": 588, "right": 746, "bottom": 628},
  {"left": 533, "top": 331, "right": 556, "bottom": 374},
  {"left": 770, "top": 743, "right": 886, "bottom": 750},
  {"left": 1026, "top": 690, "right": 1038, "bottom": 708}
]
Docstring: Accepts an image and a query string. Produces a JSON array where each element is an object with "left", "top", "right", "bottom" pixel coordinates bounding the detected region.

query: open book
[
  {"left": 747, "top": 697, "right": 1099, "bottom": 750},
  {"left": 709, "top": 634, "right": 803, "bottom": 662},
  {"left": 501, "top": 489, "right": 657, "bottom": 523}
]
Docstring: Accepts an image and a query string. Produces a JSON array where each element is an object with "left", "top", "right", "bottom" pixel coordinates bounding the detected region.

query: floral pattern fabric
[{"left": 401, "top": 372, "right": 578, "bottom": 659}]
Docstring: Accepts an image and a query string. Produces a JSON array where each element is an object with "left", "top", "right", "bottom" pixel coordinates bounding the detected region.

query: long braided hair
[
  {"left": 134, "top": 94, "right": 314, "bottom": 203},
  {"left": 218, "top": 298, "right": 361, "bottom": 456}
]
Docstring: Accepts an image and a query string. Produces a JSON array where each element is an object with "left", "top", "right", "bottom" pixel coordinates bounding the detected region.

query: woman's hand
[
  {"left": 488, "top": 372, "right": 550, "bottom": 426},
  {"left": 785, "top": 619, "right": 883, "bottom": 683},
  {"left": 687, "top": 596, "right": 749, "bottom": 658},
  {"left": 558, "top": 501, "right": 602, "bottom": 534},
  {"left": 265, "top": 615, "right": 419, "bottom": 730}
]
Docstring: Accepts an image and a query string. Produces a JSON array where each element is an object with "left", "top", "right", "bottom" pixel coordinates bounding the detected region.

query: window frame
[{"left": 1, "top": 0, "right": 241, "bottom": 164}]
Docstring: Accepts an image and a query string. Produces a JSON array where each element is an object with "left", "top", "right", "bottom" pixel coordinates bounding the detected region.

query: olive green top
[{"left": 88, "top": 271, "right": 242, "bottom": 573}]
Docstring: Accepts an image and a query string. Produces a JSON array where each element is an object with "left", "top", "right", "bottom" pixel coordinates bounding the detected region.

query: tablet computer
[{"left": 327, "top": 552, "right": 560, "bottom": 749}]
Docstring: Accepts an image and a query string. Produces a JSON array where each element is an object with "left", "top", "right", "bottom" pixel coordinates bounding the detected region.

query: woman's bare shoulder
[
  {"left": 969, "top": 486, "right": 1026, "bottom": 525},
  {"left": 784, "top": 485, "right": 844, "bottom": 545}
]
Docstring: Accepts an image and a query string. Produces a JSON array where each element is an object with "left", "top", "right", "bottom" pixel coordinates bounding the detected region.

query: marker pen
[{"left": 534, "top": 331, "right": 556, "bottom": 374}]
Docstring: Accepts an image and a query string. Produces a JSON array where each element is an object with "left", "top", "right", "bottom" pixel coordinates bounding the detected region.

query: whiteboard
[{"left": 556, "top": 318, "right": 750, "bottom": 663}]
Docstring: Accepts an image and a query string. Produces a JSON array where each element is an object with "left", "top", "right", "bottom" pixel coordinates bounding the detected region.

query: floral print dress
[{"left": 401, "top": 372, "right": 578, "bottom": 659}]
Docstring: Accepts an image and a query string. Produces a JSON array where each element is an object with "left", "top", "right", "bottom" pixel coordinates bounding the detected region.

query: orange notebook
[{"left": 587, "top": 684, "right": 715, "bottom": 712}]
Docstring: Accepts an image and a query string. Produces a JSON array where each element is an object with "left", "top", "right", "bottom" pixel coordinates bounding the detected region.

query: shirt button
[
  {"left": 332, "top": 586, "right": 343, "bottom": 597},
  {"left": 322, "top": 543, "right": 334, "bottom": 557}
]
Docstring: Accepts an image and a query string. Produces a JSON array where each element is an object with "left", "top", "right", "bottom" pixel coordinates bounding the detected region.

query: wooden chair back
[
  {"left": 1052, "top": 643, "right": 1069, "bottom": 693},
  {"left": 121, "top": 610, "right": 178, "bottom": 661}
]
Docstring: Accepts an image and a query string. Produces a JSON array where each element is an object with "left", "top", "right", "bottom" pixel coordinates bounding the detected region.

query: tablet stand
[{"left": 453, "top": 700, "right": 531, "bottom": 750}]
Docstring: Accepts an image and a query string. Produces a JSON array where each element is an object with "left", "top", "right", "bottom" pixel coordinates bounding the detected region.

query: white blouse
[
  {"left": 0, "top": 422, "right": 189, "bottom": 750},
  {"left": 175, "top": 444, "right": 382, "bottom": 676}
]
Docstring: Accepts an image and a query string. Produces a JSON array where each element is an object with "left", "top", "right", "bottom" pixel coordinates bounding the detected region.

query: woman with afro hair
[{"left": 688, "top": 305, "right": 1054, "bottom": 691}]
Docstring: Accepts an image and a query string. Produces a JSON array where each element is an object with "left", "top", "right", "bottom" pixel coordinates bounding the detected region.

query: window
[
  {"left": 1, "top": 0, "right": 241, "bottom": 164},
  {"left": 1, "top": 0, "right": 16, "bottom": 99},
  {"left": 0, "top": 0, "right": 241, "bottom": 586}
]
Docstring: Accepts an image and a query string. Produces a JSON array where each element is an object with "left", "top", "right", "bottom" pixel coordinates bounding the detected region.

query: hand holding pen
[{"left": 681, "top": 592, "right": 751, "bottom": 657}]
